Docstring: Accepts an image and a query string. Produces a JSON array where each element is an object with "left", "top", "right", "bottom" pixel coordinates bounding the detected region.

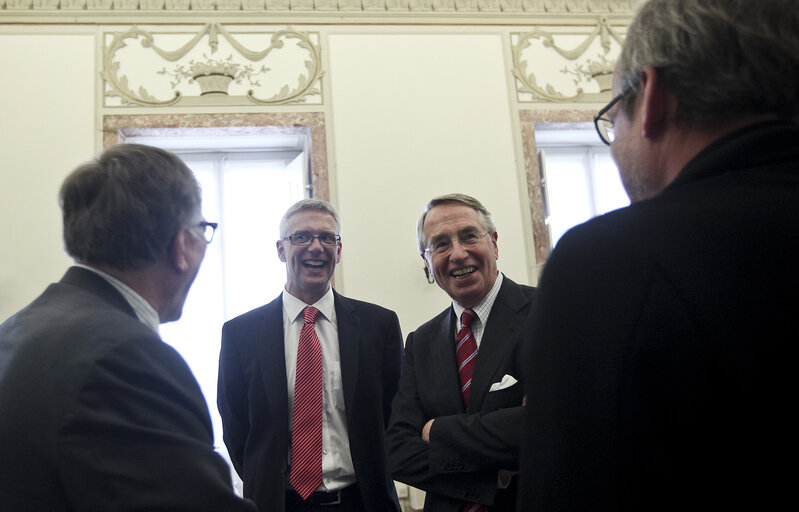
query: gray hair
[
  {"left": 416, "top": 193, "right": 497, "bottom": 254},
  {"left": 617, "top": 0, "right": 799, "bottom": 127},
  {"left": 279, "top": 198, "right": 342, "bottom": 238},
  {"left": 60, "top": 144, "right": 201, "bottom": 271}
]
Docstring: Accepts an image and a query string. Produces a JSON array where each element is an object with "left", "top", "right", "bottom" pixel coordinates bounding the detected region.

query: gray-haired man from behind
[
  {"left": 520, "top": 0, "right": 799, "bottom": 510},
  {"left": 0, "top": 144, "right": 256, "bottom": 511}
]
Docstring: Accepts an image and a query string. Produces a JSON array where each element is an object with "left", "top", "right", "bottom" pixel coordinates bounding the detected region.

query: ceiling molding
[{"left": 2, "top": 0, "right": 636, "bottom": 25}]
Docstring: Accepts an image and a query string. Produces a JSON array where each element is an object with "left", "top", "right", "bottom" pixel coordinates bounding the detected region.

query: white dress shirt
[
  {"left": 451, "top": 272, "right": 503, "bottom": 347},
  {"left": 282, "top": 287, "right": 356, "bottom": 492},
  {"left": 76, "top": 264, "right": 160, "bottom": 334}
]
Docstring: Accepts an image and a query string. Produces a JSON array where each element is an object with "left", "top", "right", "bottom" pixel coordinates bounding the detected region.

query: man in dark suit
[
  {"left": 217, "top": 198, "right": 402, "bottom": 512},
  {"left": 519, "top": 0, "right": 799, "bottom": 510},
  {"left": 387, "top": 194, "right": 536, "bottom": 512},
  {"left": 0, "top": 144, "right": 255, "bottom": 511}
]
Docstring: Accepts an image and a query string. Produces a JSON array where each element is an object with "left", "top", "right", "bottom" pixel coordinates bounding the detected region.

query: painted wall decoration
[{"left": 102, "top": 24, "right": 323, "bottom": 107}]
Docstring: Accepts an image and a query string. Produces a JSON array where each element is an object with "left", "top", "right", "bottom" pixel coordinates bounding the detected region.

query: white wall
[{"left": 0, "top": 33, "right": 96, "bottom": 321}]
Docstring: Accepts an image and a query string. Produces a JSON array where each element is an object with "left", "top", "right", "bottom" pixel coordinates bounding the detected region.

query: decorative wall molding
[
  {"left": 102, "top": 24, "right": 323, "bottom": 107},
  {"left": 512, "top": 16, "right": 624, "bottom": 103},
  {"left": 1, "top": 0, "right": 636, "bottom": 20}
]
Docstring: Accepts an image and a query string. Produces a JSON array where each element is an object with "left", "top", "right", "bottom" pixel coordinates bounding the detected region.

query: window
[
  {"left": 122, "top": 130, "right": 310, "bottom": 489},
  {"left": 536, "top": 124, "right": 630, "bottom": 250}
]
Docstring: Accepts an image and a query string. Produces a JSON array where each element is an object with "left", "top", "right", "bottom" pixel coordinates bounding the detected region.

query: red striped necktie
[
  {"left": 290, "top": 306, "right": 323, "bottom": 500},
  {"left": 456, "top": 309, "right": 478, "bottom": 406},
  {"left": 455, "top": 309, "right": 486, "bottom": 512}
]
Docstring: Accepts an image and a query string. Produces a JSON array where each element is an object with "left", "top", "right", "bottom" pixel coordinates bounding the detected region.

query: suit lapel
[
  {"left": 255, "top": 295, "right": 290, "bottom": 430},
  {"left": 469, "top": 278, "right": 530, "bottom": 411},
  {"left": 335, "top": 291, "right": 360, "bottom": 424}
]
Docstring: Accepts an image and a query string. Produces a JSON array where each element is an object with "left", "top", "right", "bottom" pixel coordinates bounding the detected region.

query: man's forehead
[
  {"left": 287, "top": 209, "right": 338, "bottom": 229},
  {"left": 424, "top": 204, "right": 484, "bottom": 236}
]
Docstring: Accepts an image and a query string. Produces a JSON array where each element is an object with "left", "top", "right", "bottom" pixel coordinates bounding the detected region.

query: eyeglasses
[
  {"left": 283, "top": 232, "right": 341, "bottom": 246},
  {"left": 424, "top": 230, "right": 489, "bottom": 257},
  {"left": 594, "top": 88, "right": 632, "bottom": 145},
  {"left": 196, "top": 221, "right": 218, "bottom": 243}
]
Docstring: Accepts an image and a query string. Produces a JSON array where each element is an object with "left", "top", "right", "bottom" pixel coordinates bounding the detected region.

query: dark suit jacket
[
  {"left": 519, "top": 121, "right": 799, "bottom": 511},
  {"left": 386, "top": 276, "right": 536, "bottom": 512},
  {"left": 217, "top": 290, "right": 403, "bottom": 512},
  {"left": 0, "top": 266, "right": 255, "bottom": 512}
]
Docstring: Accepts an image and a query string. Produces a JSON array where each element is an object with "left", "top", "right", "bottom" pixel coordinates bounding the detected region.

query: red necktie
[
  {"left": 456, "top": 309, "right": 478, "bottom": 407},
  {"left": 455, "top": 309, "right": 486, "bottom": 512},
  {"left": 290, "top": 306, "right": 323, "bottom": 500}
]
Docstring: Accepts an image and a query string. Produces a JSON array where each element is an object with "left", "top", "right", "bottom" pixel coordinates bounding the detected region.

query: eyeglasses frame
[
  {"left": 424, "top": 231, "right": 490, "bottom": 257},
  {"left": 283, "top": 232, "right": 342, "bottom": 247},
  {"left": 593, "top": 87, "right": 634, "bottom": 146},
  {"left": 197, "top": 221, "right": 218, "bottom": 244}
]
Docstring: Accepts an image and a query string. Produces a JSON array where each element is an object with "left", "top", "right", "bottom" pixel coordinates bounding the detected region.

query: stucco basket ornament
[{"left": 166, "top": 55, "right": 265, "bottom": 96}]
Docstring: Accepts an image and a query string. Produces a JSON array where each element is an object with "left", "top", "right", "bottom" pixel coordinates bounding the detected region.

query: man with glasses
[
  {"left": 218, "top": 199, "right": 402, "bottom": 512},
  {"left": 0, "top": 144, "right": 254, "bottom": 511},
  {"left": 387, "top": 194, "right": 536, "bottom": 512},
  {"left": 520, "top": 0, "right": 799, "bottom": 510}
]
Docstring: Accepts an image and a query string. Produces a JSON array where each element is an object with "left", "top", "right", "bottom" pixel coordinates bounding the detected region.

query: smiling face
[
  {"left": 277, "top": 209, "right": 342, "bottom": 305},
  {"left": 421, "top": 203, "right": 499, "bottom": 308}
]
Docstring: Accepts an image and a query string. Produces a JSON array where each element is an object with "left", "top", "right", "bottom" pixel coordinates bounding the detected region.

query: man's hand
[{"left": 422, "top": 418, "right": 435, "bottom": 443}]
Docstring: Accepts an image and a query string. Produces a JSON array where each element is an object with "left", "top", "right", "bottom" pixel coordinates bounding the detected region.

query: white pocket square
[{"left": 489, "top": 374, "right": 518, "bottom": 392}]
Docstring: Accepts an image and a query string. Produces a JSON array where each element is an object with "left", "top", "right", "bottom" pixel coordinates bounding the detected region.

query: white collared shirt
[
  {"left": 282, "top": 287, "right": 356, "bottom": 492},
  {"left": 75, "top": 264, "right": 160, "bottom": 334},
  {"left": 451, "top": 272, "right": 503, "bottom": 348}
]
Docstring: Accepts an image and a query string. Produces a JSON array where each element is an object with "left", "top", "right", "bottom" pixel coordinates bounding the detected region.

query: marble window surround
[
  {"left": 519, "top": 108, "right": 595, "bottom": 277},
  {"left": 103, "top": 112, "right": 330, "bottom": 202}
]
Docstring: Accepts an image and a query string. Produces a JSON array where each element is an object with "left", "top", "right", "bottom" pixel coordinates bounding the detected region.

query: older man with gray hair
[
  {"left": 520, "top": 0, "right": 799, "bottom": 510},
  {"left": 0, "top": 144, "right": 254, "bottom": 511},
  {"left": 388, "top": 193, "right": 536, "bottom": 512},
  {"left": 218, "top": 198, "right": 402, "bottom": 512}
]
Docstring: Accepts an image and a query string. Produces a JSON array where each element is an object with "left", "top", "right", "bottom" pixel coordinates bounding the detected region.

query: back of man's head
[
  {"left": 60, "top": 144, "right": 201, "bottom": 271},
  {"left": 617, "top": 0, "right": 799, "bottom": 128}
]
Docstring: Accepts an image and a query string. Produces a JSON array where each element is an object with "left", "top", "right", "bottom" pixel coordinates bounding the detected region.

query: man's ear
[
  {"left": 276, "top": 239, "right": 287, "bottom": 262},
  {"left": 638, "top": 66, "right": 669, "bottom": 140},
  {"left": 169, "top": 229, "right": 191, "bottom": 273},
  {"left": 421, "top": 251, "right": 434, "bottom": 277}
]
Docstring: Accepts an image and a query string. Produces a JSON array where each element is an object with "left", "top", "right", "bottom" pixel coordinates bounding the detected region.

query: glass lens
[
  {"left": 290, "top": 232, "right": 311, "bottom": 245},
  {"left": 319, "top": 234, "right": 338, "bottom": 245}
]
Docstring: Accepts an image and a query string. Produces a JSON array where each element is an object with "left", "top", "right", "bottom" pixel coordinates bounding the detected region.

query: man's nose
[
  {"left": 307, "top": 236, "right": 325, "bottom": 250},
  {"left": 449, "top": 238, "right": 469, "bottom": 259}
]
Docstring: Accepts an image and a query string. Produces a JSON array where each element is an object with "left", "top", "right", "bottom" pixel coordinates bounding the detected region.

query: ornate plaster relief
[
  {"left": 512, "top": 17, "right": 624, "bottom": 103},
  {"left": 102, "top": 25, "right": 323, "bottom": 107}
]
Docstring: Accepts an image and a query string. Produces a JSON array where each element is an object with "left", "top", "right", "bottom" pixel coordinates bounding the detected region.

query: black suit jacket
[
  {"left": 0, "top": 267, "right": 255, "bottom": 512},
  {"left": 217, "top": 290, "right": 403, "bottom": 512},
  {"left": 520, "top": 121, "right": 799, "bottom": 511},
  {"left": 386, "top": 276, "right": 536, "bottom": 512}
]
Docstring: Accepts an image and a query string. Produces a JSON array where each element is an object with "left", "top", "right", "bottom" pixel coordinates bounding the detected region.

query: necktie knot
[
  {"left": 303, "top": 306, "right": 320, "bottom": 326},
  {"left": 461, "top": 309, "right": 475, "bottom": 330}
]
